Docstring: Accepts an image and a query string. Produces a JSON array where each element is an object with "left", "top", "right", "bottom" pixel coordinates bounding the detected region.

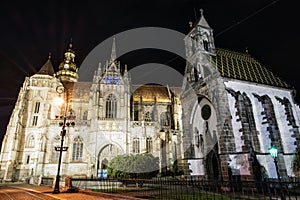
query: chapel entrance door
[{"left": 205, "top": 144, "right": 221, "bottom": 181}]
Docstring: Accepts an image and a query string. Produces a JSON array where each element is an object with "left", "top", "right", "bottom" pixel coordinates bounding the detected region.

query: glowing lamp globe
[
  {"left": 268, "top": 146, "right": 278, "bottom": 158},
  {"left": 53, "top": 97, "right": 64, "bottom": 105}
]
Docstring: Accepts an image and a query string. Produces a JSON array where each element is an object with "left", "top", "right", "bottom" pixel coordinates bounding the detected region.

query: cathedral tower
[
  {"left": 181, "top": 9, "right": 234, "bottom": 181},
  {"left": 184, "top": 9, "right": 215, "bottom": 84},
  {"left": 0, "top": 55, "right": 58, "bottom": 181}
]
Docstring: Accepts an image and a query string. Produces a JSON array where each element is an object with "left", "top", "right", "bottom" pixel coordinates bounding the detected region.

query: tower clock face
[
  {"left": 201, "top": 104, "right": 211, "bottom": 120},
  {"left": 64, "top": 63, "right": 69, "bottom": 69}
]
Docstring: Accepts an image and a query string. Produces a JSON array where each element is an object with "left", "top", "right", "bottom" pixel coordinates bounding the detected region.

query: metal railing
[{"left": 67, "top": 177, "right": 300, "bottom": 199}]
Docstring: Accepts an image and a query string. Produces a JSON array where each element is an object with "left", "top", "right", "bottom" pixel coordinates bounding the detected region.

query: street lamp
[
  {"left": 53, "top": 85, "right": 75, "bottom": 194},
  {"left": 268, "top": 145, "right": 285, "bottom": 199}
]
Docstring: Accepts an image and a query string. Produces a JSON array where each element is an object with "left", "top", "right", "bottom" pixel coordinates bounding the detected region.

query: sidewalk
[{"left": 12, "top": 183, "right": 144, "bottom": 200}]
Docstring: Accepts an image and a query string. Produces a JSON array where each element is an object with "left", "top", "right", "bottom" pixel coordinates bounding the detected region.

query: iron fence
[{"left": 65, "top": 177, "right": 300, "bottom": 199}]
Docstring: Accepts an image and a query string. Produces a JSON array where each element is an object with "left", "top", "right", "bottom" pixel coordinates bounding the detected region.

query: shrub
[{"left": 108, "top": 153, "right": 159, "bottom": 179}]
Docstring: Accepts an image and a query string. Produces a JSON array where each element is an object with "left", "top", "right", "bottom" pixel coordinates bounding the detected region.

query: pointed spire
[
  {"left": 70, "top": 38, "right": 73, "bottom": 48},
  {"left": 97, "top": 62, "right": 102, "bottom": 75},
  {"left": 67, "top": 38, "right": 75, "bottom": 54},
  {"left": 37, "top": 53, "right": 55, "bottom": 76},
  {"left": 197, "top": 8, "right": 210, "bottom": 28},
  {"left": 110, "top": 37, "right": 117, "bottom": 62}
]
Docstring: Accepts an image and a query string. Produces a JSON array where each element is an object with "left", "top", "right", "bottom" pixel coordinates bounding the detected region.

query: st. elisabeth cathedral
[{"left": 1, "top": 12, "right": 299, "bottom": 182}]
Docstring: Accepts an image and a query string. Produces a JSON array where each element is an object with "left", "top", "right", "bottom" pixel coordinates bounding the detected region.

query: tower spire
[
  {"left": 197, "top": 8, "right": 210, "bottom": 28},
  {"left": 69, "top": 38, "right": 73, "bottom": 49},
  {"left": 36, "top": 54, "right": 55, "bottom": 76},
  {"left": 110, "top": 37, "right": 117, "bottom": 63},
  {"left": 200, "top": 8, "right": 204, "bottom": 16}
]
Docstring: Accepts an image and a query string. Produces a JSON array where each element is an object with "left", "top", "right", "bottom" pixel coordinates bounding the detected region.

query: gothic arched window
[
  {"left": 83, "top": 110, "right": 88, "bottom": 120},
  {"left": 146, "top": 137, "right": 153, "bottom": 153},
  {"left": 133, "top": 138, "right": 140, "bottom": 154},
  {"left": 203, "top": 40, "right": 209, "bottom": 51},
  {"left": 105, "top": 94, "right": 117, "bottom": 118},
  {"left": 160, "top": 112, "right": 169, "bottom": 127},
  {"left": 72, "top": 136, "right": 83, "bottom": 161}
]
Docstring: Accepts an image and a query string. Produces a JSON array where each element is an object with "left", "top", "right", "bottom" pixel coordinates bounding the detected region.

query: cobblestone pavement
[{"left": 0, "top": 183, "right": 144, "bottom": 200}]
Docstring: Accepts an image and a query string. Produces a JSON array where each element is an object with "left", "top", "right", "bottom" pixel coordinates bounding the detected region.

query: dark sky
[{"left": 0, "top": 0, "right": 299, "bottom": 144}]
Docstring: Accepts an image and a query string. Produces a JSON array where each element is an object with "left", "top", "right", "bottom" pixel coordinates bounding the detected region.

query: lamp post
[
  {"left": 53, "top": 85, "right": 74, "bottom": 194},
  {"left": 268, "top": 146, "right": 285, "bottom": 200}
]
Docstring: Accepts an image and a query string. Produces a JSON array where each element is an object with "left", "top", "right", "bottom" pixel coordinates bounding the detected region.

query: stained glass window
[
  {"left": 103, "top": 74, "right": 119, "bottom": 84},
  {"left": 113, "top": 75, "right": 119, "bottom": 84}
]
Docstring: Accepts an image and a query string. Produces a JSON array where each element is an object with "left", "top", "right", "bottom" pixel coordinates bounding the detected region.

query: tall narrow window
[
  {"left": 146, "top": 137, "right": 152, "bottom": 153},
  {"left": 133, "top": 138, "right": 140, "bottom": 154},
  {"left": 83, "top": 110, "right": 88, "bottom": 120},
  {"left": 133, "top": 104, "right": 139, "bottom": 121},
  {"left": 105, "top": 94, "right": 117, "bottom": 118},
  {"left": 27, "top": 135, "right": 35, "bottom": 148},
  {"left": 32, "top": 116, "right": 38, "bottom": 126},
  {"left": 203, "top": 40, "right": 209, "bottom": 51},
  {"left": 26, "top": 155, "right": 30, "bottom": 164},
  {"left": 160, "top": 112, "right": 169, "bottom": 126},
  {"left": 34, "top": 102, "right": 40, "bottom": 113},
  {"left": 72, "top": 136, "right": 83, "bottom": 161}
]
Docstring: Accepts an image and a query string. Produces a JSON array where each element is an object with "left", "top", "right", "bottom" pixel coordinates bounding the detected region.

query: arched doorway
[
  {"left": 205, "top": 144, "right": 221, "bottom": 180},
  {"left": 97, "top": 144, "right": 123, "bottom": 177}
]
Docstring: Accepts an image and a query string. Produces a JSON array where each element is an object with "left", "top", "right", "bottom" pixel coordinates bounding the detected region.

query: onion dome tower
[{"left": 56, "top": 41, "right": 79, "bottom": 89}]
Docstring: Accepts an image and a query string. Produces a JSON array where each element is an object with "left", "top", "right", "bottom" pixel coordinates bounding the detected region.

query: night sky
[{"left": 0, "top": 0, "right": 299, "bottom": 145}]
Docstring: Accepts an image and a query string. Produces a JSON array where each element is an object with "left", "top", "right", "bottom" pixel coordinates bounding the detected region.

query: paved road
[
  {"left": 0, "top": 183, "right": 143, "bottom": 200},
  {"left": 0, "top": 185, "right": 58, "bottom": 200}
]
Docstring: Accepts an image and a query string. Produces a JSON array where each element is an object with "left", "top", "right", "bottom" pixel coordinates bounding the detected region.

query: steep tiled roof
[
  {"left": 37, "top": 58, "right": 55, "bottom": 76},
  {"left": 211, "top": 48, "right": 291, "bottom": 88}
]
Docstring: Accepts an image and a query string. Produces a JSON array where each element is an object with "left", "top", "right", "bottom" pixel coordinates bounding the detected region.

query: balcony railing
[{"left": 131, "top": 121, "right": 155, "bottom": 127}]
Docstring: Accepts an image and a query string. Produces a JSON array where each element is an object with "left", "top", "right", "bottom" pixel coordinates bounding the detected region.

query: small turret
[
  {"left": 36, "top": 53, "right": 55, "bottom": 76},
  {"left": 186, "top": 9, "right": 215, "bottom": 57}
]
